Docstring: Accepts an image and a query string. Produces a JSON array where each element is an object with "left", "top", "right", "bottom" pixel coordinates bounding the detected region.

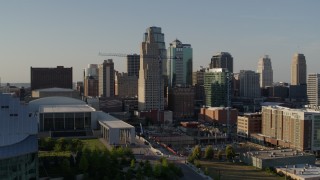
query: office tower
[
  {"left": 0, "top": 93, "right": 38, "bottom": 179},
  {"left": 30, "top": 66, "right": 72, "bottom": 90},
  {"left": 143, "top": 26, "right": 167, "bottom": 75},
  {"left": 84, "top": 64, "right": 99, "bottom": 97},
  {"left": 115, "top": 72, "right": 138, "bottom": 98},
  {"left": 138, "top": 27, "right": 166, "bottom": 111},
  {"left": 291, "top": 53, "right": 307, "bottom": 85},
  {"left": 210, "top": 52, "right": 233, "bottom": 73},
  {"left": 98, "top": 59, "right": 115, "bottom": 97},
  {"left": 192, "top": 68, "right": 206, "bottom": 107},
  {"left": 168, "top": 86, "right": 194, "bottom": 120},
  {"left": 307, "top": 73, "right": 320, "bottom": 107},
  {"left": 127, "top": 54, "right": 140, "bottom": 77},
  {"left": 257, "top": 55, "right": 273, "bottom": 87},
  {"left": 204, "top": 68, "right": 231, "bottom": 107},
  {"left": 239, "top": 70, "right": 261, "bottom": 98},
  {"left": 192, "top": 67, "right": 205, "bottom": 86},
  {"left": 167, "top": 39, "right": 193, "bottom": 87},
  {"left": 233, "top": 73, "right": 240, "bottom": 97}
]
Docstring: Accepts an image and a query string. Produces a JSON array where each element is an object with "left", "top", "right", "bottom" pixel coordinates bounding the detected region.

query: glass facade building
[
  {"left": 167, "top": 39, "right": 193, "bottom": 87},
  {"left": 204, "top": 68, "right": 231, "bottom": 107}
]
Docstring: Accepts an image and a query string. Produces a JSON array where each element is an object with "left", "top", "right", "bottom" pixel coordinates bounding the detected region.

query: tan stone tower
[
  {"left": 291, "top": 53, "right": 307, "bottom": 85},
  {"left": 138, "top": 27, "right": 166, "bottom": 111}
]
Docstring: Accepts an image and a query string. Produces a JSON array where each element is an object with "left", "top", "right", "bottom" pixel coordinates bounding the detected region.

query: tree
[
  {"left": 225, "top": 145, "right": 235, "bottom": 160},
  {"left": 204, "top": 167, "right": 209, "bottom": 175},
  {"left": 61, "top": 158, "right": 72, "bottom": 179},
  {"left": 204, "top": 146, "right": 214, "bottom": 160},
  {"left": 153, "top": 163, "right": 162, "bottom": 178},
  {"left": 56, "top": 138, "right": 67, "bottom": 151},
  {"left": 143, "top": 160, "right": 153, "bottom": 177},
  {"left": 79, "top": 155, "right": 89, "bottom": 173},
  {"left": 187, "top": 154, "right": 195, "bottom": 164},
  {"left": 192, "top": 145, "right": 202, "bottom": 159},
  {"left": 217, "top": 150, "right": 223, "bottom": 160},
  {"left": 130, "top": 159, "right": 135, "bottom": 169},
  {"left": 43, "top": 137, "right": 55, "bottom": 151}
]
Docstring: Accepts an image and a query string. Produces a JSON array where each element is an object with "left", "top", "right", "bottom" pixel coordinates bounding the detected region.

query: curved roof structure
[
  {"left": 0, "top": 93, "right": 37, "bottom": 151},
  {"left": 29, "top": 96, "right": 85, "bottom": 105}
]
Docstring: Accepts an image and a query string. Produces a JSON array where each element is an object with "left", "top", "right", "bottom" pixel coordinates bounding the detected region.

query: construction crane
[{"left": 99, "top": 52, "right": 181, "bottom": 124}]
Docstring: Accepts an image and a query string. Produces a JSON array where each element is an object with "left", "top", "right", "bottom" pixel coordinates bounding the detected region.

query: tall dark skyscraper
[
  {"left": 98, "top": 59, "right": 115, "bottom": 97},
  {"left": 127, "top": 54, "right": 140, "bottom": 77},
  {"left": 210, "top": 52, "right": 233, "bottom": 73},
  {"left": 30, "top": 66, "right": 72, "bottom": 90}
]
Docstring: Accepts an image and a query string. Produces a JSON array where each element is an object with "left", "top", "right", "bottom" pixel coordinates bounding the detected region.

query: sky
[{"left": 0, "top": 0, "right": 319, "bottom": 83}]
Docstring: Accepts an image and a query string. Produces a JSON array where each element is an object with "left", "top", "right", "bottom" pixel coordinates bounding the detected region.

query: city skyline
[{"left": 1, "top": 1, "right": 319, "bottom": 83}]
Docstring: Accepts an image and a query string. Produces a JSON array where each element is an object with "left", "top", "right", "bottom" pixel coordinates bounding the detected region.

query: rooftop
[
  {"left": 33, "top": 87, "right": 74, "bottom": 92},
  {"left": 245, "top": 149, "right": 314, "bottom": 160},
  {"left": 276, "top": 164, "right": 320, "bottom": 179},
  {"left": 39, "top": 105, "right": 95, "bottom": 113},
  {"left": 99, "top": 120, "right": 134, "bottom": 129}
]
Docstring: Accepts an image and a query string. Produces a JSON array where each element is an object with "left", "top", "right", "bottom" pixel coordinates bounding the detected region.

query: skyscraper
[
  {"left": 98, "top": 59, "right": 115, "bottom": 97},
  {"left": 138, "top": 27, "right": 166, "bottom": 111},
  {"left": 127, "top": 54, "right": 140, "bottom": 77},
  {"left": 210, "top": 52, "right": 233, "bottom": 73},
  {"left": 167, "top": 39, "right": 193, "bottom": 87},
  {"left": 143, "top": 26, "right": 167, "bottom": 75},
  {"left": 83, "top": 64, "right": 99, "bottom": 97},
  {"left": 307, "top": 73, "right": 320, "bottom": 107},
  {"left": 257, "top": 55, "right": 273, "bottom": 87},
  {"left": 239, "top": 70, "right": 261, "bottom": 98},
  {"left": 204, "top": 68, "right": 231, "bottom": 107},
  {"left": 291, "top": 53, "right": 307, "bottom": 85}
]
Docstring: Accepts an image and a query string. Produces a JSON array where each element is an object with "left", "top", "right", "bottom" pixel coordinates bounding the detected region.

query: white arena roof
[
  {"left": 99, "top": 120, "right": 134, "bottom": 129},
  {"left": 39, "top": 105, "right": 95, "bottom": 113}
]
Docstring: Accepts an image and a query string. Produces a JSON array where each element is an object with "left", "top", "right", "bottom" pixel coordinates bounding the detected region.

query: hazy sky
[{"left": 0, "top": 0, "right": 319, "bottom": 83}]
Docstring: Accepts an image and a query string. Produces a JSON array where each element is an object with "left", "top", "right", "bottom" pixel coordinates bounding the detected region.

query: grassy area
[
  {"left": 39, "top": 151, "right": 71, "bottom": 158},
  {"left": 200, "top": 160, "right": 284, "bottom": 180},
  {"left": 81, "top": 138, "right": 106, "bottom": 151}
]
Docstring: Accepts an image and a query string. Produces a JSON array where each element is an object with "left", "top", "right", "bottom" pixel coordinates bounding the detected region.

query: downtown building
[
  {"left": 259, "top": 106, "right": 320, "bottom": 152},
  {"left": 0, "top": 93, "right": 38, "bottom": 179},
  {"left": 192, "top": 68, "right": 206, "bottom": 107},
  {"left": 257, "top": 55, "right": 273, "bottom": 88},
  {"left": 168, "top": 86, "right": 195, "bottom": 121},
  {"left": 30, "top": 66, "right": 72, "bottom": 90},
  {"left": 210, "top": 52, "right": 233, "bottom": 73},
  {"left": 239, "top": 70, "right": 261, "bottom": 98},
  {"left": 307, "top": 73, "right": 320, "bottom": 107},
  {"left": 237, "top": 113, "right": 262, "bottom": 139},
  {"left": 291, "top": 53, "right": 307, "bottom": 85},
  {"left": 115, "top": 72, "right": 138, "bottom": 98},
  {"left": 204, "top": 68, "right": 232, "bottom": 107},
  {"left": 127, "top": 54, "right": 140, "bottom": 77},
  {"left": 138, "top": 27, "right": 166, "bottom": 111},
  {"left": 167, "top": 39, "right": 193, "bottom": 87},
  {"left": 98, "top": 59, "right": 115, "bottom": 97},
  {"left": 83, "top": 64, "right": 99, "bottom": 97}
]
